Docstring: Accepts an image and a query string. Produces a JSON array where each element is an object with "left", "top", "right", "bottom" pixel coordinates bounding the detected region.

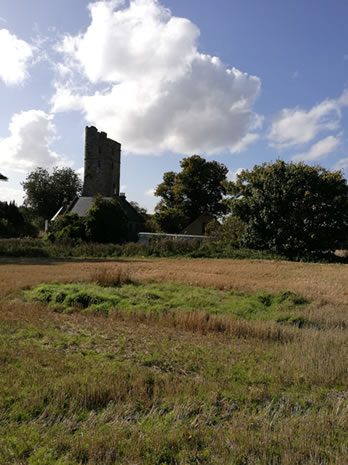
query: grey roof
[
  {"left": 68, "top": 196, "right": 144, "bottom": 224},
  {"left": 118, "top": 196, "right": 144, "bottom": 223},
  {"left": 70, "top": 197, "right": 112, "bottom": 217}
]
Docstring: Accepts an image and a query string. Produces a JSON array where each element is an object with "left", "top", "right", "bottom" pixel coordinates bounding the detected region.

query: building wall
[{"left": 82, "top": 126, "right": 121, "bottom": 197}]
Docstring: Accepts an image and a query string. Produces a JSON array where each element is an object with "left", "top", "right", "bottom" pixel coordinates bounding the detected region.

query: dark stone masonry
[{"left": 82, "top": 126, "right": 121, "bottom": 197}]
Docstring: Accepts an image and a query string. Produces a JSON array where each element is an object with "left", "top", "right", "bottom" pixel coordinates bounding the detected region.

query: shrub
[
  {"left": 51, "top": 213, "right": 86, "bottom": 242},
  {"left": 85, "top": 196, "right": 128, "bottom": 243}
]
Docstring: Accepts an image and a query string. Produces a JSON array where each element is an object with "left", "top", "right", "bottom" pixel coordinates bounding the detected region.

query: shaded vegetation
[{"left": 0, "top": 237, "right": 286, "bottom": 260}]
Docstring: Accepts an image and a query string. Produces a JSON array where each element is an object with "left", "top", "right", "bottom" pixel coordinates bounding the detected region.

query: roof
[
  {"left": 118, "top": 195, "right": 144, "bottom": 223},
  {"left": 181, "top": 213, "right": 214, "bottom": 235},
  {"left": 67, "top": 196, "right": 144, "bottom": 223}
]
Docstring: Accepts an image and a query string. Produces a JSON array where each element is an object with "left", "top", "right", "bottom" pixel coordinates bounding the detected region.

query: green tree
[
  {"left": 0, "top": 201, "right": 37, "bottom": 237},
  {"left": 85, "top": 196, "right": 128, "bottom": 243},
  {"left": 154, "top": 155, "right": 228, "bottom": 233},
  {"left": 22, "top": 167, "right": 82, "bottom": 220},
  {"left": 227, "top": 160, "right": 348, "bottom": 258},
  {"left": 205, "top": 215, "right": 246, "bottom": 246}
]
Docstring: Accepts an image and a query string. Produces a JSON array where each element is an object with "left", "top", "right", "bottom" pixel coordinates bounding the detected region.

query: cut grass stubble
[
  {"left": 1, "top": 261, "right": 347, "bottom": 465},
  {"left": 25, "top": 271, "right": 309, "bottom": 343}
]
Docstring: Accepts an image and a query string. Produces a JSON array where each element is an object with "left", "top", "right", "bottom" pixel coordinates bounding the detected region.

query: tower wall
[{"left": 82, "top": 126, "right": 121, "bottom": 197}]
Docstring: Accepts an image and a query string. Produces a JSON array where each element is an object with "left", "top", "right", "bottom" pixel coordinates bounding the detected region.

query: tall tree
[
  {"left": 227, "top": 160, "right": 348, "bottom": 258},
  {"left": 22, "top": 167, "right": 82, "bottom": 219},
  {"left": 154, "top": 155, "right": 228, "bottom": 233}
]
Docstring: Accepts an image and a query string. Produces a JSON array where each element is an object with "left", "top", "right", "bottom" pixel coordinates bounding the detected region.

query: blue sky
[{"left": 1, "top": 0, "right": 347, "bottom": 212}]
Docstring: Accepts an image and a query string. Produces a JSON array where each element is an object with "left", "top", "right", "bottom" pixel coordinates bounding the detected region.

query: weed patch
[{"left": 25, "top": 282, "right": 308, "bottom": 330}]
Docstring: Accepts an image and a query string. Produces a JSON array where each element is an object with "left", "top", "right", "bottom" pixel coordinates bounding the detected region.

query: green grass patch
[{"left": 25, "top": 281, "right": 307, "bottom": 322}]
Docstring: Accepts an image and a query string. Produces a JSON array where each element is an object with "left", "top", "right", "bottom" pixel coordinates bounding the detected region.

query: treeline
[{"left": 1, "top": 157, "right": 348, "bottom": 261}]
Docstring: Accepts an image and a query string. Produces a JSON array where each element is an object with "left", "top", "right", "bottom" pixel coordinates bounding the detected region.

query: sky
[{"left": 1, "top": 0, "right": 348, "bottom": 212}]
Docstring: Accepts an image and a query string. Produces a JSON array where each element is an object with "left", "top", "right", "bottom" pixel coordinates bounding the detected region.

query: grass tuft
[{"left": 91, "top": 267, "right": 137, "bottom": 287}]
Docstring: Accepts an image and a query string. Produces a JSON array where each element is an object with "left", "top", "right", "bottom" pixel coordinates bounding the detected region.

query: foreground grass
[{"left": 0, "top": 261, "right": 347, "bottom": 464}]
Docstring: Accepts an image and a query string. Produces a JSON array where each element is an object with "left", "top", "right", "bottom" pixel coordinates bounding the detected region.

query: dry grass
[
  {"left": 90, "top": 267, "right": 137, "bottom": 287},
  {"left": 0, "top": 257, "right": 347, "bottom": 303},
  {"left": 0, "top": 257, "right": 347, "bottom": 464}
]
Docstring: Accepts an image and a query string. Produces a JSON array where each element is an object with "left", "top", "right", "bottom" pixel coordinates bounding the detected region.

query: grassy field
[{"left": 0, "top": 258, "right": 347, "bottom": 464}]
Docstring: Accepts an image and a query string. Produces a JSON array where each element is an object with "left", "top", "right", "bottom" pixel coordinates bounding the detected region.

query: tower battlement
[{"left": 82, "top": 126, "right": 121, "bottom": 197}]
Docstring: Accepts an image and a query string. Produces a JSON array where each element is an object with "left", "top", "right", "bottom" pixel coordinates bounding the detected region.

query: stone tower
[{"left": 82, "top": 126, "right": 121, "bottom": 197}]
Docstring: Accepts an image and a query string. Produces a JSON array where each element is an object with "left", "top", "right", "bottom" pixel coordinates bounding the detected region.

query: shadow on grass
[{"left": 0, "top": 257, "right": 151, "bottom": 266}]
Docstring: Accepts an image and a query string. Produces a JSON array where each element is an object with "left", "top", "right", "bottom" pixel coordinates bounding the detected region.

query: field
[{"left": 0, "top": 258, "right": 347, "bottom": 464}]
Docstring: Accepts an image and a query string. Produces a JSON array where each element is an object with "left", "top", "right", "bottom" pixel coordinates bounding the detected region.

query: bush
[
  {"left": 0, "top": 237, "right": 346, "bottom": 263},
  {"left": 51, "top": 213, "right": 86, "bottom": 242},
  {"left": 85, "top": 196, "right": 128, "bottom": 243}
]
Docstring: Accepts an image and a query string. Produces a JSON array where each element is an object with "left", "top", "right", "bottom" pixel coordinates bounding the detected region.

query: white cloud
[
  {"left": 334, "top": 157, "right": 348, "bottom": 173},
  {"left": 52, "top": 0, "right": 261, "bottom": 155},
  {"left": 76, "top": 166, "right": 84, "bottom": 180},
  {"left": 0, "top": 28, "right": 33, "bottom": 85},
  {"left": 0, "top": 110, "right": 64, "bottom": 172},
  {"left": 292, "top": 135, "right": 341, "bottom": 162},
  {"left": 268, "top": 97, "right": 342, "bottom": 150},
  {"left": 145, "top": 188, "right": 155, "bottom": 197},
  {"left": 0, "top": 185, "right": 24, "bottom": 205},
  {"left": 227, "top": 167, "right": 244, "bottom": 182}
]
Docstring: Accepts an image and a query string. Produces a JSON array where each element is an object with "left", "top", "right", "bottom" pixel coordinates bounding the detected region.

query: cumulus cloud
[
  {"left": 292, "top": 135, "right": 341, "bottom": 162},
  {"left": 268, "top": 98, "right": 342, "bottom": 150},
  {"left": 268, "top": 89, "right": 348, "bottom": 152},
  {"left": 52, "top": 0, "right": 261, "bottom": 155},
  {"left": 0, "top": 28, "right": 33, "bottom": 85},
  {"left": 0, "top": 110, "right": 64, "bottom": 172},
  {"left": 0, "top": 185, "right": 24, "bottom": 205}
]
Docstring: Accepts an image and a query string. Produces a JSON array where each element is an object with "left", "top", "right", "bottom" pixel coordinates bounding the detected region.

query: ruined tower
[{"left": 82, "top": 126, "right": 121, "bottom": 197}]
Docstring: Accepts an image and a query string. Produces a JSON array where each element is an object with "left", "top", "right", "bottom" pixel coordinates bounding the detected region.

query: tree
[
  {"left": 205, "top": 215, "right": 246, "bottom": 246},
  {"left": 130, "top": 201, "right": 157, "bottom": 232},
  {"left": 0, "top": 201, "right": 37, "bottom": 237},
  {"left": 22, "top": 167, "right": 82, "bottom": 220},
  {"left": 154, "top": 155, "right": 228, "bottom": 233},
  {"left": 227, "top": 160, "right": 348, "bottom": 258},
  {"left": 0, "top": 173, "right": 8, "bottom": 181},
  {"left": 85, "top": 196, "right": 128, "bottom": 243}
]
